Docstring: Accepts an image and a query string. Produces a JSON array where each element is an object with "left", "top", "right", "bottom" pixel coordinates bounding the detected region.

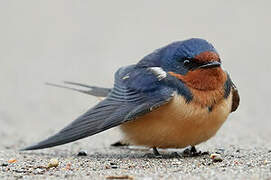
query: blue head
[{"left": 137, "top": 38, "right": 221, "bottom": 75}]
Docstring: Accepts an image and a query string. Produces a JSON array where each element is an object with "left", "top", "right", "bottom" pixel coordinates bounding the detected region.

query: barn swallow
[{"left": 22, "top": 38, "right": 240, "bottom": 156}]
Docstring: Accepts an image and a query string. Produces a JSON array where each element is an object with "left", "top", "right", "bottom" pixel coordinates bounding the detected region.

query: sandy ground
[
  {"left": 1, "top": 1, "right": 271, "bottom": 179},
  {"left": 1, "top": 121, "right": 271, "bottom": 179}
]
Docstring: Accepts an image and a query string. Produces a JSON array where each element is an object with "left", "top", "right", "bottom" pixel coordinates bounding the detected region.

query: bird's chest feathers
[
  {"left": 169, "top": 94, "right": 232, "bottom": 128},
  {"left": 121, "top": 93, "right": 232, "bottom": 148}
]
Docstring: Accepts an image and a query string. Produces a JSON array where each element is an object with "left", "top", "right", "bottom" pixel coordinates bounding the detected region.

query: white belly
[{"left": 120, "top": 92, "right": 232, "bottom": 148}]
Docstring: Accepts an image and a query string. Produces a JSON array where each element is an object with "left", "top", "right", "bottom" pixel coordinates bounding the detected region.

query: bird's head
[{"left": 138, "top": 38, "right": 226, "bottom": 91}]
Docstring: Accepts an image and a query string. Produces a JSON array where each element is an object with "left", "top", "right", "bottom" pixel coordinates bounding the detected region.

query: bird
[{"left": 22, "top": 38, "right": 240, "bottom": 156}]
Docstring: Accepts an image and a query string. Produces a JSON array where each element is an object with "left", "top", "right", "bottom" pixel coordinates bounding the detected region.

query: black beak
[{"left": 198, "top": 61, "right": 221, "bottom": 69}]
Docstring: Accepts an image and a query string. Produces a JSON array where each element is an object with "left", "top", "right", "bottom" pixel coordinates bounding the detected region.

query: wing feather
[{"left": 22, "top": 66, "right": 175, "bottom": 150}]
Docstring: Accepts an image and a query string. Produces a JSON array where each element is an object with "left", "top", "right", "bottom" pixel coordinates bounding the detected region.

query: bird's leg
[
  {"left": 143, "top": 147, "right": 162, "bottom": 158},
  {"left": 153, "top": 147, "right": 161, "bottom": 156},
  {"left": 190, "top": 146, "right": 197, "bottom": 154}
]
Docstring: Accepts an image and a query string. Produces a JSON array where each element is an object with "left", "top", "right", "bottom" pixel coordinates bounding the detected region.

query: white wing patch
[
  {"left": 148, "top": 67, "right": 167, "bottom": 81},
  {"left": 122, "top": 75, "right": 130, "bottom": 80}
]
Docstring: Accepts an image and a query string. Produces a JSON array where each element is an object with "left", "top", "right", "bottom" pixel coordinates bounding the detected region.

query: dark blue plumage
[{"left": 138, "top": 38, "right": 218, "bottom": 75}]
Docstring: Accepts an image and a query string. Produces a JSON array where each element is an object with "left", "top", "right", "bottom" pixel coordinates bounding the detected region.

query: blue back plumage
[{"left": 115, "top": 64, "right": 192, "bottom": 103}]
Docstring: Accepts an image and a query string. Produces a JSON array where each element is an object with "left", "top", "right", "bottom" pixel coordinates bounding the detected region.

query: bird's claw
[
  {"left": 182, "top": 146, "right": 209, "bottom": 157},
  {"left": 170, "top": 152, "right": 182, "bottom": 158}
]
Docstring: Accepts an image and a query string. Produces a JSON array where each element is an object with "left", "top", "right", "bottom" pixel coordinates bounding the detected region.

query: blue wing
[{"left": 22, "top": 65, "right": 176, "bottom": 150}]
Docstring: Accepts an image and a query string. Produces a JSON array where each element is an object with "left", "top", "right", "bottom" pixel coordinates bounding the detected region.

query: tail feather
[{"left": 46, "top": 81, "right": 111, "bottom": 97}]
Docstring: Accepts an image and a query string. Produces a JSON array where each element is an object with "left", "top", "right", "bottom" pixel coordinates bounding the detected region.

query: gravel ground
[
  {"left": 1, "top": 147, "right": 271, "bottom": 180},
  {"left": 1, "top": 1, "right": 271, "bottom": 179},
  {"left": 1, "top": 118, "right": 271, "bottom": 179}
]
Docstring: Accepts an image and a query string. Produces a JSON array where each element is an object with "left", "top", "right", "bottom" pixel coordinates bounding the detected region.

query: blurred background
[{"left": 0, "top": 1, "right": 270, "bottom": 150}]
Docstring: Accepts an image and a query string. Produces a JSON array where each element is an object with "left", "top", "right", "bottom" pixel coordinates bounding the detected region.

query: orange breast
[{"left": 120, "top": 93, "right": 232, "bottom": 148}]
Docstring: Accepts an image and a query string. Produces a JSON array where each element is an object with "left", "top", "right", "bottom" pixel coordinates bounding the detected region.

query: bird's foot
[
  {"left": 182, "top": 146, "right": 209, "bottom": 157},
  {"left": 143, "top": 147, "right": 162, "bottom": 158},
  {"left": 169, "top": 152, "right": 182, "bottom": 158}
]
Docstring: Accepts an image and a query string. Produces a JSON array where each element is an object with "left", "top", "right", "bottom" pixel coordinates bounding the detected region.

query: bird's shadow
[
  {"left": 79, "top": 146, "right": 209, "bottom": 160},
  {"left": 20, "top": 146, "right": 209, "bottom": 160}
]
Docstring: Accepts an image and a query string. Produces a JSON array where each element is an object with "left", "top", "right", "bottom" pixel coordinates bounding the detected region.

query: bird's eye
[{"left": 183, "top": 59, "right": 190, "bottom": 66}]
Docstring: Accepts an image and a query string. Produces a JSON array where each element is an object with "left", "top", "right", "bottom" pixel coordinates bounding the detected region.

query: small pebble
[
  {"left": 263, "top": 160, "right": 268, "bottom": 165},
  {"left": 66, "top": 163, "right": 72, "bottom": 170},
  {"left": 48, "top": 158, "right": 59, "bottom": 168},
  {"left": 111, "top": 165, "right": 118, "bottom": 169},
  {"left": 216, "top": 148, "right": 225, "bottom": 154},
  {"left": 210, "top": 153, "right": 223, "bottom": 162},
  {"left": 1, "top": 163, "right": 8, "bottom": 167},
  {"left": 77, "top": 150, "right": 87, "bottom": 156},
  {"left": 8, "top": 158, "right": 17, "bottom": 163},
  {"left": 246, "top": 163, "right": 252, "bottom": 167},
  {"left": 35, "top": 168, "right": 45, "bottom": 174},
  {"left": 106, "top": 175, "right": 133, "bottom": 179}
]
